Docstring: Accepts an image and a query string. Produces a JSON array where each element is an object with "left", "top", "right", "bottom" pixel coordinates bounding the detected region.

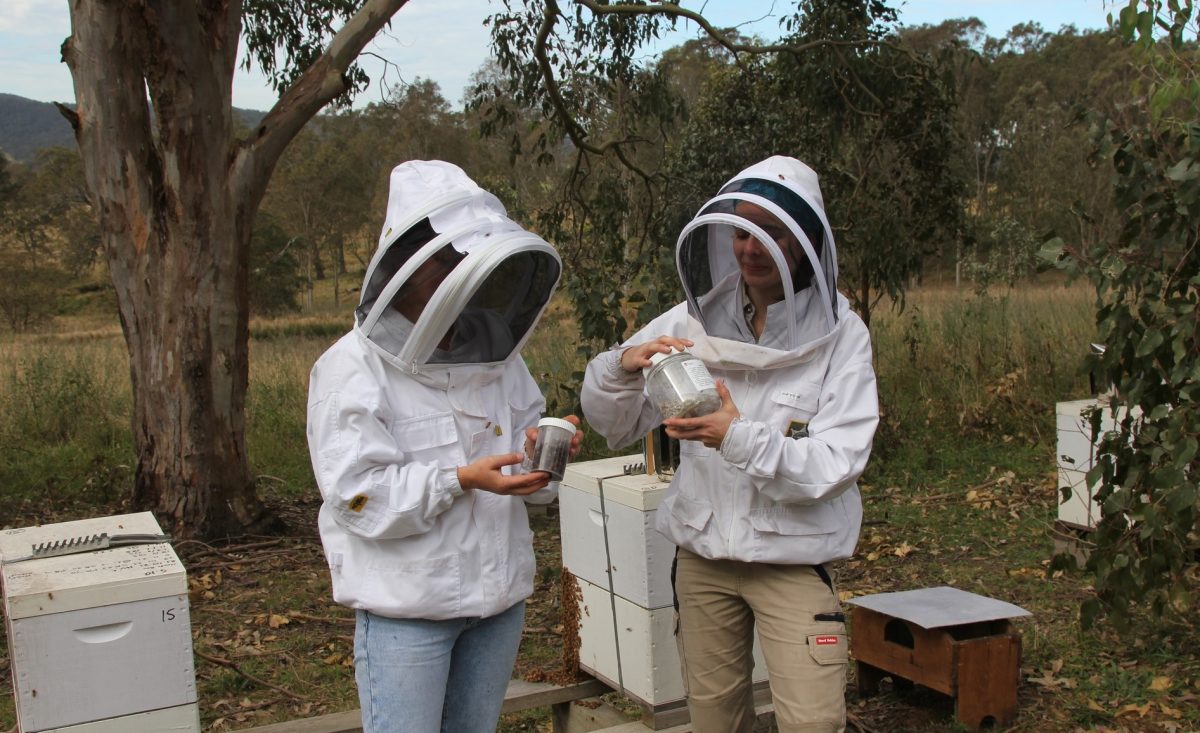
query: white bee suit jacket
[
  {"left": 581, "top": 156, "right": 878, "bottom": 566},
  {"left": 308, "top": 161, "right": 560, "bottom": 620}
]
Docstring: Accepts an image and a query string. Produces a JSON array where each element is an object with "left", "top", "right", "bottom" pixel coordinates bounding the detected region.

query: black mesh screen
[{"left": 427, "top": 250, "right": 562, "bottom": 364}]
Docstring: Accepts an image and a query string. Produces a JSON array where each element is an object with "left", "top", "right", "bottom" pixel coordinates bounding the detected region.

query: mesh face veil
[
  {"left": 355, "top": 161, "right": 562, "bottom": 370},
  {"left": 675, "top": 157, "right": 839, "bottom": 351}
]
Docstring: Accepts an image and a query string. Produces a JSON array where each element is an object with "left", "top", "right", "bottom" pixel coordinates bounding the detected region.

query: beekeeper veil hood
[
  {"left": 676, "top": 156, "right": 839, "bottom": 352},
  {"left": 355, "top": 160, "right": 561, "bottom": 372}
]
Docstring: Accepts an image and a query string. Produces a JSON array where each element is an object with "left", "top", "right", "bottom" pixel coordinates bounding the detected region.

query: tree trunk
[
  {"left": 858, "top": 267, "right": 871, "bottom": 329},
  {"left": 333, "top": 238, "right": 342, "bottom": 307},
  {"left": 61, "top": 0, "right": 411, "bottom": 537},
  {"left": 64, "top": 0, "right": 277, "bottom": 539}
]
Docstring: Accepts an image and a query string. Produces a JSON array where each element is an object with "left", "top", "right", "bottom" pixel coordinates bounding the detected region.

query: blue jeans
[{"left": 354, "top": 600, "right": 525, "bottom": 733}]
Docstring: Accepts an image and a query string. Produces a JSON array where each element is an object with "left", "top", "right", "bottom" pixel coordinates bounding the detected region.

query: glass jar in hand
[
  {"left": 643, "top": 348, "right": 720, "bottom": 419},
  {"left": 528, "top": 417, "right": 575, "bottom": 480}
]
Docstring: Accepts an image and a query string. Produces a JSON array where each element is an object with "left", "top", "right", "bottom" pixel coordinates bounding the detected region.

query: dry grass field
[{"left": 2, "top": 278, "right": 1197, "bottom": 732}]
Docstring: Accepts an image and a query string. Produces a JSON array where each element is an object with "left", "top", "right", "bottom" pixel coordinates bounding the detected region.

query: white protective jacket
[
  {"left": 308, "top": 161, "right": 560, "bottom": 620},
  {"left": 581, "top": 157, "right": 878, "bottom": 566}
]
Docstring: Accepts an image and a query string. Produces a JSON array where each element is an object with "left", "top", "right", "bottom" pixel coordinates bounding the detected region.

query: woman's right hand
[
  {"left": 619, "top": 336, "right": 695, "bottom": 373},
  {"left": 457, "top": 453, "right": 552, "bottom": 496}
]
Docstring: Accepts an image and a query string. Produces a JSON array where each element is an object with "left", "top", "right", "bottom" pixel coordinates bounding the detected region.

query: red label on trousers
[{"left": 815, "top": 636, "right": 840, "bottom": 645}]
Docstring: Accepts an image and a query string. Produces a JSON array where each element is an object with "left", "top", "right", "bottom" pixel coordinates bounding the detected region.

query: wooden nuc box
[{"left": 848, "top": 587, "right": 1028, "bottom": 731}]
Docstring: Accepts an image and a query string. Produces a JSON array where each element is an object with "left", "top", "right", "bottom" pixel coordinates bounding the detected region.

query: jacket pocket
[
  {"left": 748, "top": 503, "right": 838, "bottom": 537},
  {"left": 772, "top": 382, "right": 821, "bottom": 438},
  {"left": 667, "top": 493, "right": 718, "bottom": 557},
  {"left": 392, "top": 412, "right": 463, "bottom": 464},
  {"left": 771, "top": 382, "right": 822, "bottom": 414},
  {"left": 671, "top": 493, "right": 715, "bottom": 532},
  {"left": 366, "top": 551, "right": 464, "bottom": 617}
]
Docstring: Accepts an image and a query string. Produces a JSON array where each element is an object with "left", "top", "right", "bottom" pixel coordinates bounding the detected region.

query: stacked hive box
[
  {"left": 0, "top": 512, "right": 199, "bottom": 733},
  {"left": 559, "top": 455, "right": 768, "bottom": 709},
  {"left": 1055, "top": 398, "right": 1121, "bottom": 530}
]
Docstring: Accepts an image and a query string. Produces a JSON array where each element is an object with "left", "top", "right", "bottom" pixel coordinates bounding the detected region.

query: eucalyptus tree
[
  {"left": 480, "top": 0, "right": 964, "bottom": 371},
  {"left": 670, "top": 0, "right": 963, "bottom": 324},
  {"left": 1045, "top": 0, "right": 1199, "bottom": 628},
  {"left": 63, "top": 0, "right": 831, "bottom": 538},
  {"left": 260, "top": 114, "right": 375, "bottom": 309},
  {"left": 982, "top": 28, "right": 1133, "bottom": 267},
  {"left": 0, "top": 156, "right": 16, "bottom": 216},
  {"left": 60, "top": 0, "right": 420, "bottom": 538}
]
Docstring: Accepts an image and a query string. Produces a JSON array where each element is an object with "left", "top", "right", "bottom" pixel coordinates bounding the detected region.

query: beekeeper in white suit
[
  {"left": 307, "top": 160, "right": 581, "bottom": 733},
  {"left": 582, "top": 156, "right": 878, "bottom": 733}
]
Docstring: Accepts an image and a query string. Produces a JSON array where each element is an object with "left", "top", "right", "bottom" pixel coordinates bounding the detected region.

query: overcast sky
[{"left": 0, "top": 1, "right": 1113, "bottom": 112}]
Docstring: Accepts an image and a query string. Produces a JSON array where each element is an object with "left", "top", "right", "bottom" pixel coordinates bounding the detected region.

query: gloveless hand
[
  {"left": 619, "top": 336, "right": 695, "bottom": 373},
  {"left": 662, "top": 380, "right": 740, "bottom": 449},
  {"left": 458, "top": 453, "right": 551, "bottom": 496}
]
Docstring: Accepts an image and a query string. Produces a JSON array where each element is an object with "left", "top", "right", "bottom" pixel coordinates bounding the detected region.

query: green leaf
[
  {"left": 1164, "top": 156, "right": 1197, "bottom": 182},
  {"left": 1169, "top": 584, "right": 1191, "bottom": 614},
  {"left": 1037, "top": 237, "right": 1066, "bottom": 265},
  {"left": 1136, "top": 329, "right": 1164, "bottom": 357}
]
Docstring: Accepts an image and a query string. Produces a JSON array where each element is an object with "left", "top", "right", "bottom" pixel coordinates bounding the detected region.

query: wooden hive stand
[{"left": 847, "top": 587, "right": 1030, "bottom": 731}]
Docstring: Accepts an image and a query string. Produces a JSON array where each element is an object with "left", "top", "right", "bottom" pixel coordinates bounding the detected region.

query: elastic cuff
[
  {"left": 608, "top": 349, "right": 644, "bottom": 382},
  {"left": 441, "top": 466, "right": 465, "bottom": 496},
  {"left": 719, "top": 417, "right": 751, "bottom": 468}
]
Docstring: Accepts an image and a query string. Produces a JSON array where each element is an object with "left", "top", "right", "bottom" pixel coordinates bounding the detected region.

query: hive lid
[
  {"left": 561, "top": 455, "right": 671, "bottom": 510},
  {"left": 1, "top": 511, "right": 186, "bottom": 619},
  {"left": 561, "top": 454, "right": 644, "bottom": 494},
  {"left": 594, "top": 472, "right": 671, "bottom": 511},
  {"left": 845, "top": 586, "right": 1031, "bottom": 629},
  {"left": 1055, "top": 398, "right": 1098, "bottom": 417}
]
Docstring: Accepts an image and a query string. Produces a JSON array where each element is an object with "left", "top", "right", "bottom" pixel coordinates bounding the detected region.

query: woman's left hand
[{"left": 662, "top": 380, "right": 740, "bottom": 449}]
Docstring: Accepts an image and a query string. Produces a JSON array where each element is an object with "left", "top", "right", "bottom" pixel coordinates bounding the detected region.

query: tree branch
[
  {"left": 194, "top": 649, "right": 303, "bottom": 700},
  {"left": 575, "top": 0, "right": 871, "bottom": 58},
  {"left": 530, "top": 0, "right": 653, "bottom": 182},
  {"left": 535, "top": 0, "right": 884, "bottom": 179},
  {"left": 234, "top": 0, "right": 411, "bottom": 204},
  {"left": 53, "top": 102, "right": 79, "bottom": 133}
]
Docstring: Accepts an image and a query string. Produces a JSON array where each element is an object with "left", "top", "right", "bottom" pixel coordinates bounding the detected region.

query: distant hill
[
  {"left": 0, "top": 93, "right": 267, "bottom": 164},
  {"left": 0, "top": 94, "right": 74, "bottom": 163}
]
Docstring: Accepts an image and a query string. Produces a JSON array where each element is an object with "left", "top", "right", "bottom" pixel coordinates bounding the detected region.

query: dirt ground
[
  {"left": 3, "top": 483, "right": 1192, "bottom": 733},
  {"left": 174, "top": 494, "right": 1010, "bottom": 733}
]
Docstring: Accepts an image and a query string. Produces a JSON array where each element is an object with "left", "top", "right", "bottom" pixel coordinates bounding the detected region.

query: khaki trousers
[{"left": 674, "top": 549, "right": 848, "bottom": 733}]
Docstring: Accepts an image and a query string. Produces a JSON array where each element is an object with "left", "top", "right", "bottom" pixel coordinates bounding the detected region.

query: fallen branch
[
  {"left": 216, "top": 696, "right": 284, "bottom": 714},
  {"left": 848, "top": 711, "right": 883, "bottom": 733},
  {"left": 194, "top": 649, "right": 303, "bottom": 701},
  {"left": 288, "top": 611, "right": 355, "bottom": 626},
  {"left": 191, "top": 549, "right": 315, "bottom": 571}
]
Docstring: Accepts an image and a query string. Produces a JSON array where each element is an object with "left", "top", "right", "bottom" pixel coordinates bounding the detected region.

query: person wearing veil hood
[
  {"left": 582, "top": 156, "right": 878, "bottom": 733},
  {"left": 307, "top": 160, "right": 582, "bottom": 733}
]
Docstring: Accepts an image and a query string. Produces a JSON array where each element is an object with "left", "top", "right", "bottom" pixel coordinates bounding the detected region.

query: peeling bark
[{"left": 64, "top": 0, "right": 409, "bottom": 538}]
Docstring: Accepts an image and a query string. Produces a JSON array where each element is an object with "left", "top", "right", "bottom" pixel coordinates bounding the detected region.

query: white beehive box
[
  {"left": 0, "top": 512, "right": 199, "bottom": 733},
  {"left": 561, "top": 455, "right": 767, "bottom": 707},
  {"left": 560, "top": 455, "right": 675, "bottom": 609},
  {"left": 574, "top": 572, "right": 769, "bottom": 707},
  {"left": 1056, "top": 398, "right": 1124, "bottom": 530}
]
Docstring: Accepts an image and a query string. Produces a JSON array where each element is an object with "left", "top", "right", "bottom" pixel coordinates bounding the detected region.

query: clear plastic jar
[
  {"left": 528, "top": 417, "right": 575, "bottom": 480},
  {"left": 643, "top": 348, "right": 720, "bottom": 419}
]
